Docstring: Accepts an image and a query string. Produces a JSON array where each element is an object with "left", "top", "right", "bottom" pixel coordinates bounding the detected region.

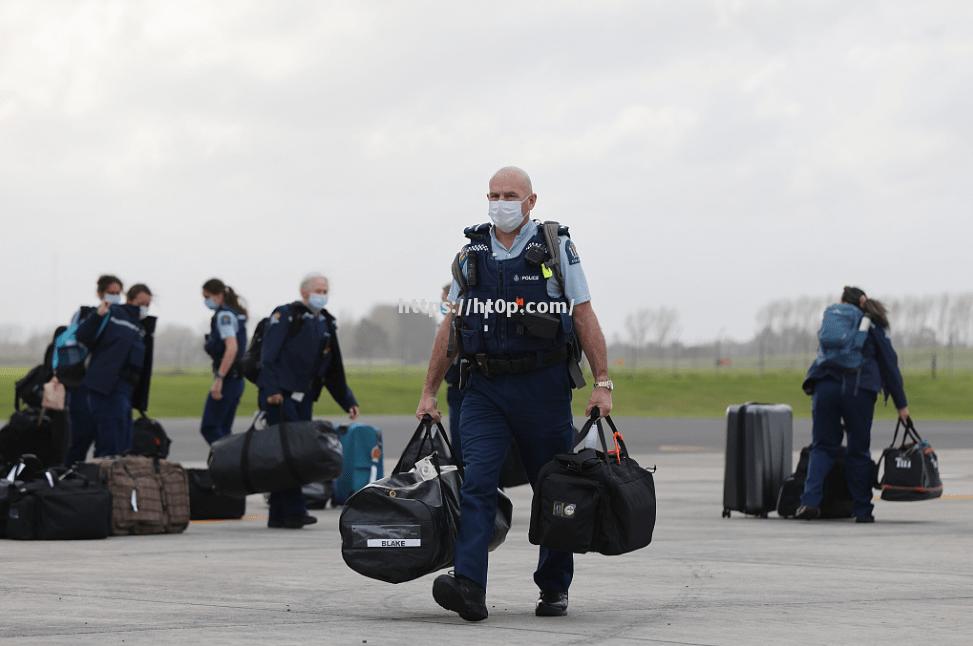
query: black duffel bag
[
  {"left": 6, "top": 467, "right": 112, "bottom": 540},
  {"left": 340, "top": 417, "right": 512, "bottom": 584},
  {"left": 530, "top": 412, "right": 656, "bottom": 555},
  {"left": 777, "top": 445, "right": 853, "bottom": 518},
  {"left": 208, "top": 415, "right": 343, "bottom": 496},
  {"left": 876, "top": 418, "right": 943, "bottom": 502},
  {"left": 0, "top": 407, "right": 69, "bottom": 469},
  {"left": 188, "top": 468, "right": 246, "bottom": 520}
]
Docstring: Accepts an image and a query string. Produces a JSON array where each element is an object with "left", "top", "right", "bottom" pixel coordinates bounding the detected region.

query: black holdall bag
[
  {"left": 529, "top": 411, "right": 657, "bottom": 556},
  {"left": 187, "top": 468, "right": 246, "bottom": 520},
  {"left": 340, "top": 416, "right": 512, "bottom": 584},
  {"left": 876, "top": 418, "right": 943, "bottom": 502},
  {"left": 208, "top": 411, "right": 343, "bottom": 496},
  {"left": 0, "top": 407, "right": 69, "bottom": 469},
  {"left": 777, "top": 445, "right": 853, "bottom": 519},
  {"left": 6, "top": 467, "right": 112, "bottom": 541},
  {"left": 130, "top": 412, "right": 171, "bottom": 459}
]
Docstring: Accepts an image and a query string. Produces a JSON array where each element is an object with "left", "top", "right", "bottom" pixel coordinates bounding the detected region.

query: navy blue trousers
[
  {"left": 263, "top": 392, "right": 311, "bottom": 521},
  {"left": 802, "top": 377, "right": 877, "bottom": 518},
  {"left": 446, "top": 383, "right": 464, "bottom": 463},
  {"left": 454, "top": 363, "right": 574, "bottom": 592},
  {"left": 200, "top": 376, "right": 245, "bottom": 445},
  {"left": 67, "top": 384, "right": 133, "bottom": 462}
]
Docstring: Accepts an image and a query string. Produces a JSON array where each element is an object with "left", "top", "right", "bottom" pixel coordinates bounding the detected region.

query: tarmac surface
[{"left": 2, "top": 417, "right": 972, "bottom": 645}]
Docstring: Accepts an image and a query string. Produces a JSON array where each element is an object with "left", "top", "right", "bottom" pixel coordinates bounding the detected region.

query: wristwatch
[{"left": 594, "top": 379, "right": 614, "bottom": 391}]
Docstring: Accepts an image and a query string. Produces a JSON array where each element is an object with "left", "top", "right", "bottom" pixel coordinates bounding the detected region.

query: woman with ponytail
[
  {"left": 798, "top": 286, "right": 910, "bottom": 523},
  {"left": 200, "top": 278, "right": 249, "bottom": 444}
]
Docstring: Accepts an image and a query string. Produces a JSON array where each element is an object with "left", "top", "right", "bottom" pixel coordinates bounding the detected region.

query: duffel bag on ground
[
  {"left": 877, "top": 418, "right": 943, "bottom": 502},
  {"left": 6, "top": 468, "right": 112, "bottom": 540},
  {"left": 777, "top": 445, "right": 853, "bottom": 518},
  {"left": 130, "top": 413, "right": 171, "bottom": 459},
  {"left": 0, "top": 407, "right": 69, "bottom": 468},
  {"left": 208, "top": 418, "right": 343, "bottom": 496},
  {"left": 530, "top": 412, "right": 656, "bottom": 556},
  {"left": 187, "top": 468, "right": 245, "bottom": 520},
  {"left": 81, "top": 456, "right": 190, "bottom": 535},
  {"left": 340, "top": 417, "right": 511, "bottom": 584}
]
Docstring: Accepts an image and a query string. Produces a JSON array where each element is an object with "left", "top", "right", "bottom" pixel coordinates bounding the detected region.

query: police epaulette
[{"left": 463, "top": 223, "right": 492, "bottom": 240}]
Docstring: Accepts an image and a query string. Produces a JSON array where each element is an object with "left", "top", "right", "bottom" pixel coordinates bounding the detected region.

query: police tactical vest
[
  {"left": 205, "top": 306, "right": 248, "bottom": 374},
  {"left": 454, "top": 221, "right": 573, "bottom": 357}
]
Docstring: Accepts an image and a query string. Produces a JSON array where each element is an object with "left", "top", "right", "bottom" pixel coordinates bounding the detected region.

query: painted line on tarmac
[{"left": 940, "top": 494, "right": 973, "bottom": 501}]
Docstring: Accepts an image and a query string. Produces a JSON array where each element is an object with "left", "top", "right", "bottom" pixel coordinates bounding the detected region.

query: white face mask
[
  {"left": 139, "top": 305, "right": 150, "bottom": 320},
  {"left": 103, "top": 293, "right": 123, "bottom": 305},
  {"left": 308, "top": 293, "right": 328, "bottom": 311},
  {"left": 488, "top": 196, "right": 529, "bottom": 233}
]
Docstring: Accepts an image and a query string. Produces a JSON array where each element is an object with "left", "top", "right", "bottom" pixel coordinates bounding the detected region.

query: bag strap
[
  {"left": 394, "top": 416, "right": 461, "bottom": 476},
  {"left": 578, "top": 410, "right": 612, "bottom": 459},
  {"left": 240, "top": 425, "right": 256, "bottom": 494},
  {"left": 541, "top": 221, "right": 565, "bottom": 290},
  {"left": 275, "top": 404, "right": 304, "bottom": 486}
]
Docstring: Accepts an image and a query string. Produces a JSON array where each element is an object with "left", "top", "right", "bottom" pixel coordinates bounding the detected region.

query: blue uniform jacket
[
  {"left": 76, "top": 304, "right": 146, "bottom": 396},
  {"left": 258, "top": 302, "right": 357, "bottom": 411},
  {"left": 803, "top": 324, "right": 908, "bottom": 409}
]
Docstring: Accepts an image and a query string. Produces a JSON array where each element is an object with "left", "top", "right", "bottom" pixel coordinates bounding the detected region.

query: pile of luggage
[{"left": 721, "top": 402, "right": 943, "bottom": 520}]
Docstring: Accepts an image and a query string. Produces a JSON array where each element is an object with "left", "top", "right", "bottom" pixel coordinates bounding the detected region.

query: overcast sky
[{"left": 1, "top": 0, "right": 970, "bottom": 344}]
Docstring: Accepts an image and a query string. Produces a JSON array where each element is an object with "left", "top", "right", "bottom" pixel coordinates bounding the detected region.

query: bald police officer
[{"left": 416, "top": 166, "right": 614, "bottom": 621}]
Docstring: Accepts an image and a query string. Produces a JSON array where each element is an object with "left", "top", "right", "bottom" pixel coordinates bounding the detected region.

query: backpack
[
  {"left": 814, "top": 303, "right": 871, "bottom": 371},
  {"left": 130, "top": 413, "right": 171, "bottom": 459},
  {"left": 240, "top": 303, "right": 306, "bottom": 385},
  {"left": 51, "top": 308, "right": 101, "bottom": 388}
]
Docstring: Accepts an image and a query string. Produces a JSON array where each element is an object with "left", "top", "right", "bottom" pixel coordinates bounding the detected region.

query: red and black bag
[{"left": 876, "top": 418, "right": 943, "bottom": 502}]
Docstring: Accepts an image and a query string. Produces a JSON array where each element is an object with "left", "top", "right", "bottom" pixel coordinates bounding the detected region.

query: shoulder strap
[
  {"left": 541, "top": 220, "right": 565, "bottom": 289},
  {"left": 451, "top": 252, "right": 468, "bottom": 296},
  {"left": 463, "top": 223, "right": 491, "bottom": 241}
]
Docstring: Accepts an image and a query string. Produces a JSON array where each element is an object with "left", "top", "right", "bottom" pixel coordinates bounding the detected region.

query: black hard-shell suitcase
[{"left": 722, "top": 403, "right": 792, "bottom": 518}]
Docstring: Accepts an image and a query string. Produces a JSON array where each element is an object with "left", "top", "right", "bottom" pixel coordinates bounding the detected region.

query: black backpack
[
  {"left": 240, "top": 303, "right": 306, "bottom": 385},
  {"left": 777, "top": 445, "right": 853, "bottom": 518},
  {"left": 0, "top": 409, "right": 68, "bottom": 469},
  {"left": 130, "top": 413, "right": 171, "bottom": 459}
]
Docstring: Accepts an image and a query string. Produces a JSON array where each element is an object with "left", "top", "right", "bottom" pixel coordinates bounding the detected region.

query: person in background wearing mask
[
  {"left": 417, "top": 166, "right": 613, "bottom": 621},
  {"left": 200, "top": 278, "right": 249, "bottom": 444},
  {"left": 68, "top": 283, "right": 152, "bottom": 459},
  {"left": 65, "top": 274, "right": 124, "bottom": 464},
  {"left": 797, "top": 286, "right": 910, "bottom": 524},
  {"left": 258, "top": 273, "right": 360, "bottom": 529}
]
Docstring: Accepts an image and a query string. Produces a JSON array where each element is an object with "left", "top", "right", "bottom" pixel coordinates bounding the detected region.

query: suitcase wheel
[{"left": 721, "top": 509, "right": 731, "bottom": 519}]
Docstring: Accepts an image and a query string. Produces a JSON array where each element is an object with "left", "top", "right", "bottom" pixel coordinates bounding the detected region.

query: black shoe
[
  {"left": 535, "top": 590, "right": 569, "bottom": 617},
  {"left": 855, "top": 514, "right": 875, "bottom": 524},
  {"left": 267, "top": 517, "right": 304, "bottom": 529},
  {"left": 432, "top": 573, "right": 488, "bottom": 622},
  {"left": 301, "top": 514, "right": 318, "bottom": 526},
  {"left": 795, "top": 505, "right": 821, "bottom": 520}
]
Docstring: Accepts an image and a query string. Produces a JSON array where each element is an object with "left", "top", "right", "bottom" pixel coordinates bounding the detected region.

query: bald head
[{"left": 489, "top": 166, "right": 533, "bottom": 196}]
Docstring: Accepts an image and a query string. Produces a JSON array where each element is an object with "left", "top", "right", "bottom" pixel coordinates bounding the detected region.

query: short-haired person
[
  {"left": 200, "top": 278, "right": 249, "bottom": 444},
  {"left": 798, "top": 286, "right": 910, "bottom": 523},
  {"left": 65, "top": 274, "right": 124, "bottom": 464},
  {"left": 416, "top": 167, "right": 613, "bottom": 621},
  {"left": 258, "top": 273, "right": 360, "bottom": 529},
  {"left": 68, "top": 282, "right": 152, "bottom": 459}
]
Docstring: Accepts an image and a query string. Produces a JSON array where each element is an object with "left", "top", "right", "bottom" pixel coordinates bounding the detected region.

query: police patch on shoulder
[
  {"left": 270, "top": 312, "right": 282, "bottom": 324},
  {"left": 218, "top": 313, "right": 233, "bottom": 326},
  {"left": 566, "top": 240, "right": 580, "bottom": 265}
]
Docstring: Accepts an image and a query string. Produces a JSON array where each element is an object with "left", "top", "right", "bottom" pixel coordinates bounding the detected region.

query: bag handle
[
  {"left": 394, "top": 416, "right": 461, "bottom": 476},
  {"left": 889, "top": 417, "right": 922, "bottom": 449}
]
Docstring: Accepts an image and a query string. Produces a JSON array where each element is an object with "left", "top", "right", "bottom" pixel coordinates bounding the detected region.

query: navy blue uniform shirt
[
  {"left": 258, "top": 302, "right": 357, "bottom": 410},
  {"left": 803, "top": 324, "right": 907, "bottom": 409},
  {"left": 76, "top": 304, "right": 146, "bottom": 396}
]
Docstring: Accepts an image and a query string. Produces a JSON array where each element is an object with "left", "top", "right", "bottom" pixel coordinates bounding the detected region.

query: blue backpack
[
  {"left": 814, "top": 303, "right": 870, "bottom": 371},
  {"left": 51, "top": 308, "right": 108, "bottom": 388}
]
